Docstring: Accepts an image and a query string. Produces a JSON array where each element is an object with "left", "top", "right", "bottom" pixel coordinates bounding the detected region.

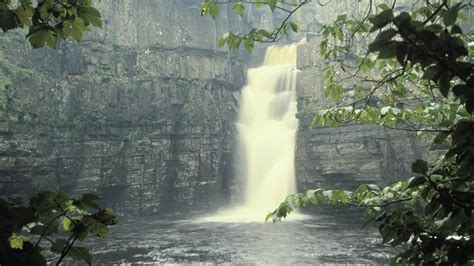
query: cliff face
[
  {"left": 294, "top": 41, "right": 423, "bottom": 190},
  {"left": 0, "top": 0, "right": 249, "bottom": 214},
  {"left": 291, "top": 0, "right": 465, "bottom": 190}
]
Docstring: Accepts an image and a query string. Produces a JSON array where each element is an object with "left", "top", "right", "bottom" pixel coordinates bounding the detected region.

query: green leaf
[
  {"left": 378, "top": 3, "right": 390, "bottom": 11},
  {"left": 69, "top": 17, "right": 87, "bottom": 42},
  {"left": 63, "top": 217, "right": 73, "bottom": 231},
  {"left": 433, "top": 131, "right": 450, "bottom": 144},
  {"left": 425, "top": 24, "right": 443, "bottom": 33},
  {"left": 9, "top": 206, "right": 36, "bottom": 230},
  {"left": 320, "top": 39, "right": 328, "bottom": 56},
  {"left": 369, "top": 9, "right": 394, "bottom": 32},
  {"left": 466, "top": 99, "right": 474, "bottom": 114},
  {"left": 226, "top": 34, "right": 242, "bottom": 50},
  {"left": 77, "top": 6, "right": 102, "bottom": 28},
  {"left": 0, "top": 9, "right": 19, "bottom": 32},
  {"left": 394, "top": 12, "right": 410, "bottom": 25},
  {"left": 232, "top": 3, "right": 245, "bottom": 16},
  {"left": 336, "top": 14, "right": 347, "bottom": 22},
  {"left": 51, "top": 239, "right": 68, "bottom": 254},
  {"left": 411, "top": 159, "right": 428, "bottom": 174},
  {"left": 52, "top": 239, "right": 92, "bottom": 265},
  {"left": 407, "top": 176, "right": 426, "bottom": 188},
  {"left": 15, "top": 6, "right": 33, "bottom": 27},
  {"left": 452, "top": 84, "right": 473, "bottom": 99},
  {"left": 209, "top": 4, "right": 219, "bottom": 19},
  {"left": 443, "top": 3, "right": 462, "bottom": 26},
  {"left": 438, "top": 76, "right": 450, "bottom": 97},
  {"left": 265, "top": 212, "right": 273, "bottom": 222},
  {"left": 425, "top": 198, "right": 440, "bottom": 215},
  {"left": 243, "top": 38, "right": 254, "bottom": 53},
  {"left": 450, "top": 25, "right": 462, "bottom": 35},
  {"left": 267, "top": 0, "right": 277, "bottom": 11},
  {"left": 395, "top": 43, "right": 408, "bottom": 65},
  {"left": 88, "top": 219, "right": 109, "bottom": 238},
  {"left": 68, "top": 246, "right": 92, "bottom": 265},
  {"left": 9, "top": 233, "right": 29, "bottom": 250},
  {"left": 378, "top": 41, "right": 398, "bottom": 59},
  {"left": 93, "top": 208, "right": 118, "bottom": 225},
  {"left": 28, "top": 27, "right": 57, "bottom": 48},
  {"left": 354, "top": 85, "right": 366, "bottom": 100},
  {"left": 30, "top": 220, "right": 59, "bottom": 236},
  {"left": 289, "top": 21, "right": 298, "bottom": 33},
  {"left": 218, "top": 36, "right": 227, "bottom": 47},
  {"left": 333, "top": 27, "right": 343, "bottom": 41},
  {"left": 423, "top": 65, "right": 440, "bottom": 81},
  {"left": 369, "top": 29, "right": 397, "bottom": 52},
  {"left": 257, "top": 29, "right": 272, "bottom": 39},
  {"left": 380, "top": 224, "right": 396, "bottom": 244},
  {"left": 20, "top": 0, "right": 32, "bottom": 6},
  {"left": 39, "top": 3, "right": 50, "bottom": 21},
  {"left": 30, "top": 191, "right": 54, "bottom": 208}
]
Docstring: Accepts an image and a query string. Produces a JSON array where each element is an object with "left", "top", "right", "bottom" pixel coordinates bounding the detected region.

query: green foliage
[
  {"left": 0, "top": 0, "right": 102, "bottom": 48},
  {"left": 8, "top": 233, "right": 29, "bottom": 250},
  {"left": 0, "top": 191, "right": 118, "bottom": 265},
  {"left": 232, "top": 3, "right": 245, "bottom": 16},
  {"left": 0, "top": 2, "right": 111, "bottom": 265},
  {"left": 272, "top": 1, "right": 473, "bottom": 264},
  {"left": 209, "top": 0, "right": 474, "bottom": 264},
  {"left": 201, "top": 0, "right": 307, "bottom": 51},
  {"left": 266, "top": 181, "right": 419, "bottom": 221},
  {"left": 269, "top": 154, "right": 474, "bottom": 264}
]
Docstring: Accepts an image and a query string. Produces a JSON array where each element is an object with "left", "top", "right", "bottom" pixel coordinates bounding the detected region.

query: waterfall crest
[{"left": 202, "top": 43, "right": 301, "bottom": 222}]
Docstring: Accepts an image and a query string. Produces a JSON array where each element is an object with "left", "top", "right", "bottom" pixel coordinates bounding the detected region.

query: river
[{"left": 88, "top": 209, "right": 393, "bottom": 265}]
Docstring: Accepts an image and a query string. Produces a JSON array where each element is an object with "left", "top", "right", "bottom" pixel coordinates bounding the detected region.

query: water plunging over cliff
[
  {"left": 239, "top": 44, "right": 299, "bottom": 212},
  {"left": 202, "top": 43, "right": 300, "bottom": 222}
]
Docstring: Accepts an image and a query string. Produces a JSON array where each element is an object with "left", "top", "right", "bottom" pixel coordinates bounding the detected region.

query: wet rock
[{"left": 0, "top": 0, "right": 243, "bottom": 215}]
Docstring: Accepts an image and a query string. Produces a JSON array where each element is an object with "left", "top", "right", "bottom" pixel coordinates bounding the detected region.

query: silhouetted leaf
[
  {"left": 369, "top": 9, "right": 394, "bottom": 31},
  {"left": 68, "top": 246, "right": 92, "bottom": 265},
  {"left": 443, "top": 3, "right": 461, "bottom": 26},
  {"left": 412, "top": 160, "right": 428, "bottom": 174},
  {"left": 408, "top": 176, "right": 426, "bottom": 188}
]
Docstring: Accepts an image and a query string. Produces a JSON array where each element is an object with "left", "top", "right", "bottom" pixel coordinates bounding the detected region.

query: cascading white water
[
  {"left": 239, "top": 44, "right": 299, "bottom": 213},
  {"left": 201, "top": 43, "right": 301, "bottom": 222}
]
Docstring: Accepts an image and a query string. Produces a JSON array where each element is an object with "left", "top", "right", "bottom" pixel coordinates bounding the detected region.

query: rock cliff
[
  {"left": 0, "top": 0, "right": 249, "bottom": 214},
  {"left": 291, "top": 1, "right": 470, "bottom": 191}
]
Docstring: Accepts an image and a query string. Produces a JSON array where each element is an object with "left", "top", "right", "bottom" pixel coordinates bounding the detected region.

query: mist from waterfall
[{"left": 201, "top": 43, "right": 301, "bottom": 222}]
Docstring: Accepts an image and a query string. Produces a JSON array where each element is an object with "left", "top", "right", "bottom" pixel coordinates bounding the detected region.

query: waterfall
[
  {"left": 239, "top": 44, "right": 299, "bottom": 213},
  {"left": 201, "top": 43, "right": 301, "bottom": 222}
]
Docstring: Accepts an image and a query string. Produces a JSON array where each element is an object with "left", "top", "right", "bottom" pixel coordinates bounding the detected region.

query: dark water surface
[{"left": 89, "top": 211, "right": 393, "bottom": 265}]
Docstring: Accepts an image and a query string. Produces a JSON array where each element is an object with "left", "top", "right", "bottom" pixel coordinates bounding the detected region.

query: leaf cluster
[
  {"left": 367, "top": 2, "right": 473, "bottom": 112},
  {"left": 0, "top": 191, "right": 118, "bottom": 265},
  {"left": 201, "top": 0, "right": 306, "bottom": 52},
  {"left": 0, "top": 0, "right": 102, "bottom": 48}
]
